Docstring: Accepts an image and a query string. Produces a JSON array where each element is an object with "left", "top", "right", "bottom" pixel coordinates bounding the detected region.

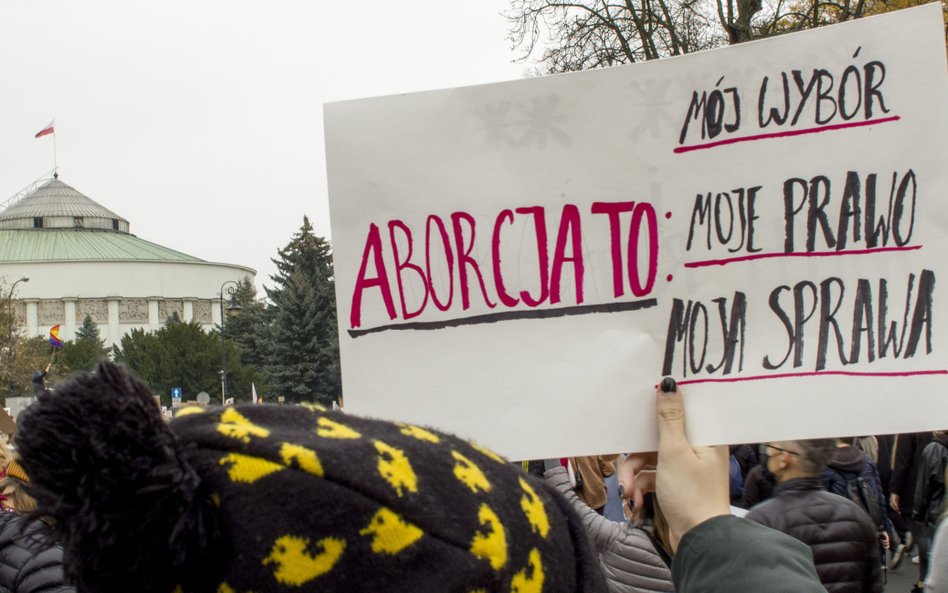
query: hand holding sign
[{"left": 654, "top": 379, "right": 730, "bottom": 551}]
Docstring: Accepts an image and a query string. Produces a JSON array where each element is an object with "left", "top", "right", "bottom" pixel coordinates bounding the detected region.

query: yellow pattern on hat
[
  {"left": 217, "top": 408, "right": 270, "bottom": 444},
  {"left": 399, "top": 424, "right": 441, "bottom": 443},
  {"left": 280, "top": 443, "right": 324, "bottom": 477},
  {"left": 264, "top": 535, "right": 345, "bottom": 586},
  {"left": 220, "top": 453, "right": 284, "bottom": 484},
  {"left": 300, "top": 402, "right": 327, "bottom": 412},
  {"left": 518, "top": 478, "right": 550, "bottom": 538},
  {"left": 175, "top": 406, "right": 205, "bottom": 417},
  {"left": 452, "top": 450, "right": 491, "bottom": 494},
  {"left": 217, "top": 583, "right": 235, "bottom": 593},
  {"left": 469, "top": 503, "right": 507, "bottom": 571},
  {"left": 359, "top": 507, "right": 424, "bottom": 555},
  {"left": 374, "top": 441, "right": 418, "bottom": 497},
  {"left": 471, "top": 443, "right": 506, "bottom": 464},
  {"left": 316, "top": 417, "right": 361, "bottom": 440},
  {"left": 511, "top": 549, "right": 544, "bottom": 593},
  {"left": 5, "top": 460, "right": 29, "bottom": 483}
]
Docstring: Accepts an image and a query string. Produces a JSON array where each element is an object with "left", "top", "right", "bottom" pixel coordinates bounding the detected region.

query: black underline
[{"left": 348, "top": 298, "right": 659, "bottom": 338}]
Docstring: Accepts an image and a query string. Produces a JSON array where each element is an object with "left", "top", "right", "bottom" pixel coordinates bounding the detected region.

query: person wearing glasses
[{"left": 745, "top": 440, "right": 883, "bottom": 593}]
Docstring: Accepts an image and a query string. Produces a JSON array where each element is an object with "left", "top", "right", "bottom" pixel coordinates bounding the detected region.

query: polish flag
[{"left": 34, "top": 120, "right": 55, "bottom": 138}]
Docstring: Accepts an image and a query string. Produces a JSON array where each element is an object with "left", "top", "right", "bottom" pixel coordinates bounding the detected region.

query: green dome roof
[
  {"left": 0, "top": 229, "right": 204, "bottom": 263},
  {"left": 0, "top": 178, "right": 204, "bottom": 263}
]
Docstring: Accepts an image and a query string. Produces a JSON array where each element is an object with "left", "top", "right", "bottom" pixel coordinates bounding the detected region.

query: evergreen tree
[
  {"left": 57, "top": 315, "right": 109, "bottom": 375},
  {"left": 262, "top": 216, "right": 340, "bottom": 404},
  {"left": 75, "top": 314, "right": 106, "bottom": 346},
  {"left": 225, "top": 277, "right": 271, "bottom": 394},
  {"left": 114, "top": 320, "right": 256, "bottom": 407}
]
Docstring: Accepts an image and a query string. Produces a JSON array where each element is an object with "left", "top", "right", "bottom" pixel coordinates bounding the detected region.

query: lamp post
[
  {"left": 219, "top": 280, "right": 241, "bottom": 405},
  {"left": 7, "top": 276, "right": 29, "bottom": 398},
  {"left": 7, "top": 277, "right": 29, "bottom": 330}
]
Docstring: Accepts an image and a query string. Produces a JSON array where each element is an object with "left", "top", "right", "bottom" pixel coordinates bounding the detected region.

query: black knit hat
[{"left": 15, "top": 362, "right": 606, "bottom": 593}]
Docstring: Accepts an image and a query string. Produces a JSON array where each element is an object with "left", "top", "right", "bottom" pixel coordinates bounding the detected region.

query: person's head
[
  {"left": 617, "top": 457, "right": 671, "bottom": 550},
  {"left": 617, "top": 456, "right": 637, "bottom": 500},
  {"left": 15, "top": 360, "right": 608, "bottom": 593},
  {"left": 1, "top": 459, "right": 37, "bottom": 512},
  {"left": 0, "top": 435, "right": 12, "bottom": 469},
  {"left": 762, "top": 439, "right": 835, "bottom": 482}
]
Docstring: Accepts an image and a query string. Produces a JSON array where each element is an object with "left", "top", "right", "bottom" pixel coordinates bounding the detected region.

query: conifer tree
[
  {"left": 225, "top": 278, "right": 270, "bottom": 377},
  {"left": 114, "top": 320, "right": 255, "bottom": 406},
  {"left": 75, "top": 314, "right": 106, "bottom": 347},
  {"left": 262, "top": 216, "right": 340, "bottom": 404},
  {"left": 58, "top": 314, "right": 109, "bottom": 374}
]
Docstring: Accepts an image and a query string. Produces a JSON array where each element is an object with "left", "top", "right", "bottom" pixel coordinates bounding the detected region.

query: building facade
[{"left": 0, "top": 175, "right": 254, "bottom": 347}]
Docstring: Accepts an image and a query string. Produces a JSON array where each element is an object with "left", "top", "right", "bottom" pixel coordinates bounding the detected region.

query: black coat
[
  {"left": 891, "top": 432, "right": 934, "bottom": 510},
  {"left": 746, "top": 477, "right": 882, "bottom": 593},
  {"left": 912, "top": 434, "right": 948, "bottom": 525},
  {"left": 740, "top": 463, "right": 775, "bottom": 509},
  {"left": 0, "top": 512, "right": 74, "bottom": 593}
]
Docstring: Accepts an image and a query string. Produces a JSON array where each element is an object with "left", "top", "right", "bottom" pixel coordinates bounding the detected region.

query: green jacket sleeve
[{"left": 672, "top": 515, "right": 824, "bottom": 593}]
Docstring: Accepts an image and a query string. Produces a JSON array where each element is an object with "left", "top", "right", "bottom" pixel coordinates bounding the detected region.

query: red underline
[
  {"left": 684, "top": 245, "right": 921, "bottom": 268},
  {"left": 673, "top": 115, "right": 901, "bottom": 154},
  {"left": 678, "top": 369, "right": 948, "bottom": 386}
]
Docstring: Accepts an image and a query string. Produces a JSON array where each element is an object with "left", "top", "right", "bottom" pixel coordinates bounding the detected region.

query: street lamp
[
  {"left": 7, "top": 275, "right": 30, "bottom": 339},
  {"left": 7, "top": 276, "right": 29, "bottom": 398},
  {"left": 7, "top": 276, "right": 29, "bottom": 302},
  {"left": 219, "top": 280, "right": 241, "bottom": 405}
]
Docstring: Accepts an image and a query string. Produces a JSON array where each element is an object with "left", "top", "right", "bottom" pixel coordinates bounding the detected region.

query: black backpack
[{"left": 844, "top": 475, "right": 886, "bottom": 531}]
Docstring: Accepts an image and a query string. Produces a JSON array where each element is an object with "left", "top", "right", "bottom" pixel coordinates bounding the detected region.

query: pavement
[{"left": 883, "top": 551, "right": 921, "bottom": 592}]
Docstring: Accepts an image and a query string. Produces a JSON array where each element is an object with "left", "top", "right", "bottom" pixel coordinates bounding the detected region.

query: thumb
[{"left": 655, "top": 382, "right": 689, "bottom": 454}]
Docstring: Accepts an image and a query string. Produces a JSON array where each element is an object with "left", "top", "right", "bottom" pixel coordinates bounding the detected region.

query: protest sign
[{"left": 325, "top": 5, "right": 948, "bottom": 459}]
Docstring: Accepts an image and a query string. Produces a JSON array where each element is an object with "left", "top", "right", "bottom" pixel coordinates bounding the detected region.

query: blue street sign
[{"left": 171, "top": 387, "right": 182, "bottom": 406}]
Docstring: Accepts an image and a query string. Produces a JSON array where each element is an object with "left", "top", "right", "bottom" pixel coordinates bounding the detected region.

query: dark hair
[
  {"left": 15, "top": 361, "right": 223, "bottom": 593},
  {"left": 792, "top": 439, "right": 837, "bottom": 475}
]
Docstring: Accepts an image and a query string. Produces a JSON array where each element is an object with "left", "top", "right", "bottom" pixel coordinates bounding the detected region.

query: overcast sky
[{"left": 0, "top": 1, "right": 531, "bottom": 293}]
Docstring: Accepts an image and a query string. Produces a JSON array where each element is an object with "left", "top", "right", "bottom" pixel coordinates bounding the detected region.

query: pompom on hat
[{"left": 16, "top": 362, "right": 606, "bottom": 593}]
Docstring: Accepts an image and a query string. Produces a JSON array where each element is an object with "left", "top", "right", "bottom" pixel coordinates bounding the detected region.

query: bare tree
[
  {"left": 507, "top": 0, "right": 722, "bottom": 72},
  {"left": 508, "top": 0, "right": 946, "bottom": 72}
]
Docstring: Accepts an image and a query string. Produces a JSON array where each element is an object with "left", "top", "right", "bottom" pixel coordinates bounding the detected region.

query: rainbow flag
[{"left": 49, "top": 324, "right": 64, "bottom": 348}]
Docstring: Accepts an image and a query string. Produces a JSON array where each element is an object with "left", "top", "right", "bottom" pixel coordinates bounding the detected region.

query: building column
[
  {"left": 211, "top": 299, "right": 222, "bottom": 327},
  {"left": 25, "top": 301, "right": 38, "bottom": 336},
  {"left": 63, "top": 300, "right": 77, "bottom": 341},
  {"left": 183, "top": 300, "right": 194, "bottom": 323},
  {"left": 148, "top": 299, "right": 160, "bottom": 331},
  {"left": 107, "top": 300, "right": 120, "bottom": 348}
]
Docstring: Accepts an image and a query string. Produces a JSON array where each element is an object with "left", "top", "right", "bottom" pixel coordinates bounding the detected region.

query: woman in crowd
[
  {"left": 0, "top": 459, "right": 74, "bottom": 593},
  {"left": 544, "top": 456, "right": 674, "bottom": 593}
]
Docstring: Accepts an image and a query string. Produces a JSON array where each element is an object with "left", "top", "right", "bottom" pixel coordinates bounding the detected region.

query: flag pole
[{"left": 53, "top": 128, "right": 58, "bottom": 172}]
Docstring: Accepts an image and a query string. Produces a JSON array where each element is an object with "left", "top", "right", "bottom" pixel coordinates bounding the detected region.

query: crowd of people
[
  {"left": 0, "top": 362, "right": 944, "bottom": 593},
  {"left": 0, "top": 436, "right": 73, "bottom": 592}
]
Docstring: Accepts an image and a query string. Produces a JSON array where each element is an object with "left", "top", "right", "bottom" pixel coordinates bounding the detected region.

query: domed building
[{"left": 0, "top": 175, "right": 254, "bottom": 347}]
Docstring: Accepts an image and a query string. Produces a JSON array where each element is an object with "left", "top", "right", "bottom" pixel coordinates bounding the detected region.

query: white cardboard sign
[{"left": 325, "top": 5, "right": 948, "bottom": 460}]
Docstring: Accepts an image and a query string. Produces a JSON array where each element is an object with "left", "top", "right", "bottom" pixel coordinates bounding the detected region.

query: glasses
[{"left": 760, "top": 443, "right": 799, "bottom": 456}]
